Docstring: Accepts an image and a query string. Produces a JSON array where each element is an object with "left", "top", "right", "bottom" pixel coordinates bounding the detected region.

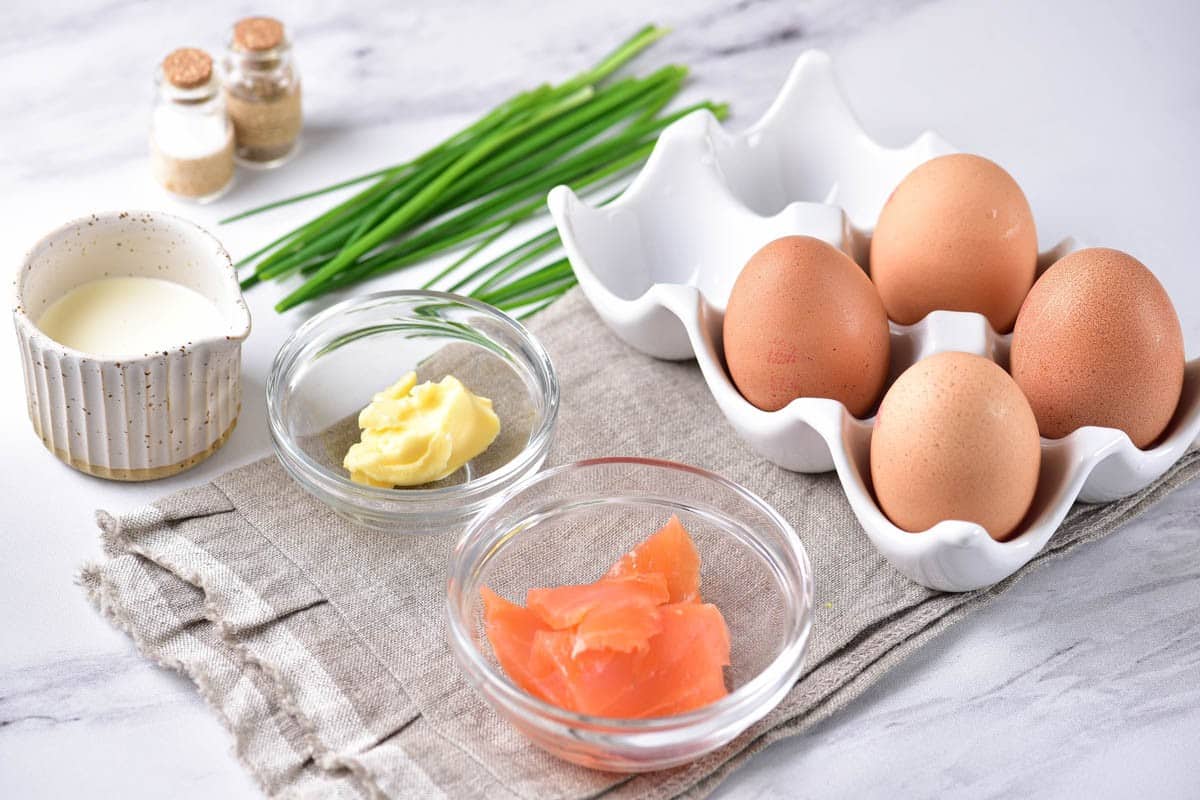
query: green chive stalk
[{"left": 223, "top": 25, "right": 729, "bottom": 318}]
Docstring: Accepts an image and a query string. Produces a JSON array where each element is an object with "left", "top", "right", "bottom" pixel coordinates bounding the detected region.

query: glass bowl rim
[
  {"left": 266, "top": 290, "right": 560, "bottom": 511},
  {"left": 446, "top": 456, "right": 815, "bottom": 735}
]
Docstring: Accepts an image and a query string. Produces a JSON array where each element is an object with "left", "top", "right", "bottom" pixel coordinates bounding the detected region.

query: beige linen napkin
[{"left": 81, "top": 289, "right": 1200, "bottom": 799}]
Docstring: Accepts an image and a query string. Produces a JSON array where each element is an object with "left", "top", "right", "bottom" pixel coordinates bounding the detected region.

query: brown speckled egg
[
  {"left": 1010, "top": 247, "right": 1184, "bottom": 448},
  {"left": 870, "top": 154, "right": 1038, "bottom": 332},
  {"left": 870, "top": 351, "right": 1041, "bottom": 541},
  {"left": 723, "top": 236, "right": 890, "bottom": 416}
]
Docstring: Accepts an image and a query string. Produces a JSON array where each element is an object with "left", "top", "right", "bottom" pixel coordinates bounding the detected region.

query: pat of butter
[{"left": 344, "top": 372, "right": 501, "bottom": 488}]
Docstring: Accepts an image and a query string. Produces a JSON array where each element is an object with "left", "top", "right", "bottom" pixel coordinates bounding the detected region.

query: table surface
[{"left": 2, "top": 0, "right": 1198, "bottom": 797}]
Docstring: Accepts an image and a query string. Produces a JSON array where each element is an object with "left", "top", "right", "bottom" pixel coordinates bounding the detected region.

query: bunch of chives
[{"left": 224, "top": 25, "right": 726, "bottom": 316}]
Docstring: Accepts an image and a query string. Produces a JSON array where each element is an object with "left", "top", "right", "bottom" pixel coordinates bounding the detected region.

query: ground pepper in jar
[
  {"left": 222, "top": 16, "right": 302, "bottom": 167},
  {"left": 149, "top": 47, "right": 235, "bottom": 202}
]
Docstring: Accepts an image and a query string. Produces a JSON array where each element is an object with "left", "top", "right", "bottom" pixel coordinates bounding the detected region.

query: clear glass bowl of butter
[{"left": 267, "top": 291, "right": 559, "bottom": 530}]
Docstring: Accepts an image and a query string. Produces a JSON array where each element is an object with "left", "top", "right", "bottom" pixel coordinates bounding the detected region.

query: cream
[{"left": 36, "top": 276, "right": 227, "bottom": 356}]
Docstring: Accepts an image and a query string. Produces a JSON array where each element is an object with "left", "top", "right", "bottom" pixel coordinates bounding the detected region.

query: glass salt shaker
[
  {"left": 149, "top": 48, "right": 235, "bottom": 203},
  {"left": 222, "top": 16, "right": 303, "bottom": 168}
]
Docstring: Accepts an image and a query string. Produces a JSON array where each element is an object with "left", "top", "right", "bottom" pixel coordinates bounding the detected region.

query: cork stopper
[
  {"left": 162, "top": 47, "right": 213, "bottom": 89},
  {"left": 233, "top": 17, "right": 285, "bottom": 52}
]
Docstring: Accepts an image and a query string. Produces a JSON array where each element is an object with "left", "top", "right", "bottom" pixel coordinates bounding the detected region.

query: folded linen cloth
[{"left": 81, "top": 289, "right": 1200, "bottom": 799}]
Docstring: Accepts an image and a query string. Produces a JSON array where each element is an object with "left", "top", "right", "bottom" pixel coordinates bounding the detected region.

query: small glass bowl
[
  {"left": 267, "top": 291, "right": 558, "bottom": 531},
  {"left": 446, "top": 457, "right": 814, "bottom": 772}
]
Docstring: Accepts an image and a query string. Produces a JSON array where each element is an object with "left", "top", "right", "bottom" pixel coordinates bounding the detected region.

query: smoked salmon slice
[
  {"left": 480, "top": 586, "right": 562, "bottom": 704},
  {"left": 526, "top": 573, "right": 669, "bottom": 629},
  {"left": 526, "top": 601, "right": 731, "bottom": 718},
  {"left": 633, "top": 602, "right": 731, "bottom": 717},
  {"left": 606, "top": 514, "right": 702, "bottom": 603},
  {"left": 481, "top": 516, "right": 731, "bottom": 719},
  {"left": 526, "top": 573, "right": 668, "bottom": 655},
  {"left": 572, "top": 596, "right": 663, "bottom": 655}
]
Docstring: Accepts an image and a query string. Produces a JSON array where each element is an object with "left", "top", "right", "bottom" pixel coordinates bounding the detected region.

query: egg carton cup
[{"left": 548, "top": 51, "right": 1200, "bottom": 592}]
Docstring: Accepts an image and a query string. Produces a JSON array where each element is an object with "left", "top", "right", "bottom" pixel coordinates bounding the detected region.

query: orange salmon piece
[
  {"left": 526, "top": 573, "right": 669, "bottom": 630},
  {"left": 573, "top": 599, "right": 663, "bottom": 654},
  {"left": 482, "top": 516, "right": 730, "bottom": 719},
  {"left": 633, "top": 602, "right": 731, "bottom": 717},
  {"left": 528, "top": 629, "right": 639, "bottom": 717},
  {"left": 606, "top": 514, "right": 702, "bottom": 603},
  {"left": 480, "top": 586, "right": 566, "bottom": 705},
  {"left": 526, "top": 601, "right": 731, "bottom": 718}
]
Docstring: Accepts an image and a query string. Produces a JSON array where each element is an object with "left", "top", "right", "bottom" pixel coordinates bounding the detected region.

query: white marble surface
[{"left": 1, "top": 0, "right": 1198, "bottom": 797}]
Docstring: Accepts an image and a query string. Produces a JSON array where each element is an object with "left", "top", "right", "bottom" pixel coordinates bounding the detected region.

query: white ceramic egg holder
[{"left": 549, "top": 51, "right": 1200, "bottom": 592}]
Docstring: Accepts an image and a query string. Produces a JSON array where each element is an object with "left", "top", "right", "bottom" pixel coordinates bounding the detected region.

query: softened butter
[{"left": 344, "top": 372, "right": 501, "bottom": 488}]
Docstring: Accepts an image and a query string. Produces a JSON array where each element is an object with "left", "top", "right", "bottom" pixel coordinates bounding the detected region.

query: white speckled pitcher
[{"left": 12, "top": 211, "right": 251, "bottom": 480}]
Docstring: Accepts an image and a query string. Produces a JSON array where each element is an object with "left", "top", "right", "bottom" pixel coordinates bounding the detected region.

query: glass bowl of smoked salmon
[{"left": 446, "top": 457, "right": 814, "bottom": 772}]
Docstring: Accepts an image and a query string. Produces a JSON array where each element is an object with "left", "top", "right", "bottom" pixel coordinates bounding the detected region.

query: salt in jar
[{"left": 149, "top": 48, "right": 235, "bottom": 202}]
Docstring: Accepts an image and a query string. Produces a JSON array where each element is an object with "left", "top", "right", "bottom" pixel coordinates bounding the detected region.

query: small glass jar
[
  {"left": 149, "top": 48, "right": 235, "bottom": 203},
  {"left": 222, "top": 16, "right": 302, "bottom": 168}
]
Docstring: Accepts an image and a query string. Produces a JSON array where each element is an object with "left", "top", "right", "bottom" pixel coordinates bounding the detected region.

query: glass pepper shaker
[
  {"left": 222, "top": 16, "right": 303, "bottom": 168},
  {"left": 149, "top": 48, "right": 235, "bottom": 203}
]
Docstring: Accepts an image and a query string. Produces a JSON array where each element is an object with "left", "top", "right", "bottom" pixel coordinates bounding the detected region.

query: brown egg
[
  {"left": 723, "top": 235, "right": 890, "bottom": 416},
  {"left": 870, "top": 153, "right": 1038, "bottom": 332},
  {"left": 1010, "top": 247, "right": 1184, "bottom": 448},
  {"left": 870, "top": 351, "right": 1041, "bottom": 541}
]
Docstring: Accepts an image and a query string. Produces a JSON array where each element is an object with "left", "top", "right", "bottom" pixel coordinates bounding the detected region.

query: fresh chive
[
  {"left": 475, "top": 259, "right": 574, "bottom": 305},
  {"left": 517, "top": 298, "right": 558, "bottom": 320},
  {"left": 451, "top": 227, "right": 560, "bottom": 293},
  {"left": 224, "top": 25, "right": 727, "bottom": 318},
  {"left": 421, "top": 224, "right": 514, "bottom": 291},
  {"left": 221, "top": 26, "right": 667, "bottom": 226},
  {"left": 277, "top": 87, "right": 596, "bottom": 310},
  {"left": 494, "top": 275, "right": 579, "bottom": 311}
]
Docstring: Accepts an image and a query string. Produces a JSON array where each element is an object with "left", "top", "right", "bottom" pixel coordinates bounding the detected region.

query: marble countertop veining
[{"left": 1, "top": 0, "right": 1198, "bottom": 797}]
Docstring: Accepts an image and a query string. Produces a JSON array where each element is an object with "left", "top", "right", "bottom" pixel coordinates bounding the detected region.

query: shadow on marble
[{"left": 226, "top": 121, "right": 358, "bottom": 198}]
